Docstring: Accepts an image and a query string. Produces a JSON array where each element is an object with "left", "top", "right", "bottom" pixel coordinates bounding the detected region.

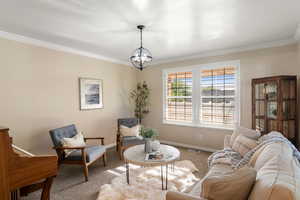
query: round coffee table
[{"left": 123, "top": 144, "right": 180, "bottom": 190}]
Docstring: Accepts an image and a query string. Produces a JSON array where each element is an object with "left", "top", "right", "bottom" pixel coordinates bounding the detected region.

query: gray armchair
[
  {"left": 116, "top": 118, "right": 144, "bottom": 159},
  {"left": 49, "top": 124, "right": 106, "bottom": 182}
]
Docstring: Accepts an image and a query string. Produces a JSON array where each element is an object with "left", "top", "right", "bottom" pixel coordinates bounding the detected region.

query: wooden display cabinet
[{"left": 252, "top": 76, "right": 298, "bottom": 146}]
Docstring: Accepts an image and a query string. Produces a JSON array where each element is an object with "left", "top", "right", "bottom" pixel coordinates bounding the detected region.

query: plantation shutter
[
  {"left": 200, "top": 66, "right": 236, "bottom": 126},
  {"left": 165, "top": 71, "right": 192, "bottom": 122}
]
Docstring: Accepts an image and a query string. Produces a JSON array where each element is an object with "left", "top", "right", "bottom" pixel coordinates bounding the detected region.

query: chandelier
[{"left": 130, "top": 25, "right": 153, "bottom": 71}]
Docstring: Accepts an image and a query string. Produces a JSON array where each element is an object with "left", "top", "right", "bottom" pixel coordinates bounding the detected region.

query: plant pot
[
  {"left": 144, "top": 138, "right": 152, "bottom": 153},
  {"left": 151, "top": 140, "right": 160, "bottom": 152}
]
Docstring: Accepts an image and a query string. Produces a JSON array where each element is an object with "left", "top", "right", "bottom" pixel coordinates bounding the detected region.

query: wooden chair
[
  {"left": 116, "top": 118, "right": 144, "bottom": 159},
  {"left": 49, "top": 124, "right": 107, "bottom": 182}
]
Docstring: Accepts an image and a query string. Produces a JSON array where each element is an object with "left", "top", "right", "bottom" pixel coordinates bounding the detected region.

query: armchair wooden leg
[
  {"left": 83, "top": 164, "right": 89, "bottom": 182},
  {"left": 116, "top": 142, "right": 119, "bottom": 152},
  {"left": 103, "top": 152, "right": 107, "bottom": 167},
  {"left": 119, "top": 148, "right": 123, "bottom": 160},
  {"left": 81, "top": 148, "right": 88, "bottom": 182},
  {"left": 41, "top": 177, "right": 54, "bottom": 200}
]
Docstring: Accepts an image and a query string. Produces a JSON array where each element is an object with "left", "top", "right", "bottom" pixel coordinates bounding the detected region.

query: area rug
[{"left": 97, "top": 160, "right": 199, "bottom": 200}]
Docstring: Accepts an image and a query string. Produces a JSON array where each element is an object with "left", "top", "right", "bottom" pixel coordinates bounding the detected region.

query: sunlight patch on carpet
[{"left": 97, "top": 160, "right": 199, "bottom": 200}]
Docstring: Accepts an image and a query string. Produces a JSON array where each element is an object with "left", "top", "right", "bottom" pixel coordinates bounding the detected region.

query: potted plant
[
  {"left": 130, "top": 81, "right": 150, "bottom": 123},
  {"left": 139, "top": 127, "right": 158, "bottom": 153}
]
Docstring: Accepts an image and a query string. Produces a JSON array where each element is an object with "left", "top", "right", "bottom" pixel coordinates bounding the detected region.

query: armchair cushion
[
  {"left": 65, "top": 145, "right": 106, "bottom": 162},
  {"left": 122, "top": 136, "right": 144, "bottom": 146},
  {"left": 49, "top": 124, "right": 78, "bottom": 147},
  {"left": 118, "top": 118, "right": 139, "bottom": 128},
  {"left": 120, "top": 125, "right": 141, "bottom": 137},
  {"left": 61, "top": 132, "right": 86, "bottom": 156}
]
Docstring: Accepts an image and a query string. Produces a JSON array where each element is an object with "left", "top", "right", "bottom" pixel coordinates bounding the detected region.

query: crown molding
[
  {"left": 0, "top": 30, "right": 130, "bottom": 66},
  {"left": 152, "top": 38, "right": 297, "bottom": 65},
  {"left": 295, "top": 24, "right": 300, "bottom": 41},
  {"left": 0, "top": 30, "right": 297, "bottom": 67}
]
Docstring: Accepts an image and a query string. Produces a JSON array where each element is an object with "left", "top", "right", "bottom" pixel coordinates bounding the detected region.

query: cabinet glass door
[
  {"left": 265, "top": 82, "right": 278, "bottom": 132},
  {"left": 281, "top": 79, "right": 297, "bottom": 142},
  {"left": 254, "top": 83, "right": 266, "bottom": 132}
]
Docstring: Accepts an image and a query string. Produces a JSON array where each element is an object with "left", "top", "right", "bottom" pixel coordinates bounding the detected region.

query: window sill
[{"left": 162, "top": 120, "right": 234, "bottom": 131}]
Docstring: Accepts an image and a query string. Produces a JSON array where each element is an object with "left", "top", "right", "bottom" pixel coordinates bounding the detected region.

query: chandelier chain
[{"left": 140, "top": 27, "right": 143, "bottom": 48}]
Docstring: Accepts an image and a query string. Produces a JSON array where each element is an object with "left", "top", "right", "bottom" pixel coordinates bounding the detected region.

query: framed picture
[{"left": 79, "top": 78, "right": 103, "bottom": 110}]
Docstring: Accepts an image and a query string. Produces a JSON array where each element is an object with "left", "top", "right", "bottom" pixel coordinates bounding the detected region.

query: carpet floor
[{"left": 22, "top": 147, "right": 211, "bottom": 200}]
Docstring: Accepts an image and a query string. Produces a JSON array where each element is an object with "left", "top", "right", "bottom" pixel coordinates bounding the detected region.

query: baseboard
[
  {"left": 105, "top": 141, "right": 218, "bottom": 153},
  {"left": 160, "top": 140, "right": 217, "bottom": 153},
  {"left": 105, "top": 143, "right": 116, "bottom": 149}
]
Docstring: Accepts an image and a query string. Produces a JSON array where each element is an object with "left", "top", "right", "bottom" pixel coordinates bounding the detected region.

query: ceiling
[{"left": 0, "top": 0, "right": 300, "bottom": 65}]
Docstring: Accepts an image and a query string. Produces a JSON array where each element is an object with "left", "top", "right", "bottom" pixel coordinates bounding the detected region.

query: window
[
  {"left": 166, "top": 72, "right": 192, "bottom": 122},
  {"left": 163, "top": 61, "right": 240, "bottom": 129}
]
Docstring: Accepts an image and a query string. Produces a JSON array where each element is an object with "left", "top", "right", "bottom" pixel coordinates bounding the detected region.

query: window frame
[
  {"left": 162, "top": 60, "right": 240, "bottom": 130},
  {"left": 165, "top": 71, "right": 193, "bottom": 123}
]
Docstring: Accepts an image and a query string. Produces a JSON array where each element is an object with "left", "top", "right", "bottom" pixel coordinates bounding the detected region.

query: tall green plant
[{"left": 130, "top": 81, "right": 150, "bottom": 123}]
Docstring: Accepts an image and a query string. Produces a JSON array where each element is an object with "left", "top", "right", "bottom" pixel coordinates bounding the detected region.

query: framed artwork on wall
[{"left": 79, "top": 78, "right": 103, "bottom": 110}]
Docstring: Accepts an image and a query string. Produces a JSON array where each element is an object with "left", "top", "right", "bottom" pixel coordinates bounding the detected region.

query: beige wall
[
  {"left": 298, "top": 42, "right": 300, "bottom": 64},
  {"left": 0, "top": 38, "right": 137, "bottom": 154},
  {"left": 0, "top": 37, "right": 299, "bottom": 154},
  {"left": 138, "top": 44, "right": 300, "bottom": 151}
]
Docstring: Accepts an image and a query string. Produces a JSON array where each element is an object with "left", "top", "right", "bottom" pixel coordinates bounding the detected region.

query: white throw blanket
[
  {"left": 97, "top": 160, "right": 199, "bottom": 200},
  {"left": 208, "top": 131, "right": 300, "bottom": 169}
]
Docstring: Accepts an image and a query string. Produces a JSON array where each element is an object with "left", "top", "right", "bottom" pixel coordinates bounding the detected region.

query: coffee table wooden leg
[{"left": 126, "top": 162, "right": 129, "bottom": 184}]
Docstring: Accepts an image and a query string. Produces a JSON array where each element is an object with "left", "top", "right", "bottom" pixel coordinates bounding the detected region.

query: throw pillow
[
  {"left": 230, "top": 126, "right": 261, "bottom": 146},
  {"left": 239, "top": 126, "right": 261, "bottom": 139},
  {"left": 200, "top": 167, "right": 257, "bottom": 200},
  {"left": 120, "top": 125, "right": 141, "bottom": 137},
  {"left": 232, "top": 135, "right": 258, "bottom": 156},
  {"left": 61, "top": 132, "right": 86, "bottom": 157}
]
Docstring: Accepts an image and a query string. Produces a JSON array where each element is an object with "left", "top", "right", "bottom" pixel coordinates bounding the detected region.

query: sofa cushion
[
  {"left": 189, "top": 164, "right": 233, "bottom": 197},
  {"left": 232, "top": 135, "right": 258, "bottom": 156},
  {"left": 166, "top": 191, "right": 204, "bottom": 200},
  {"left": 65, "top": 145, "right": 106, "bottom": 162},
  {"left": 230, "top": 126, "right": 261, "bottom": 147},
  {"left": 248, "top": 142, "right": 300, "bottom": 200},
  {"left": 224, "top": 135, "right": 231, "bottom": 149},
  {"left": 200, "top": 167, "right": 257, "bottom": 200}
]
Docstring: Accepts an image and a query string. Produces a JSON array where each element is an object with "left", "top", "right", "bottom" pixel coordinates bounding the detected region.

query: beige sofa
[{"left": 166, "top": 135, "right": 300, "bottom": 200}]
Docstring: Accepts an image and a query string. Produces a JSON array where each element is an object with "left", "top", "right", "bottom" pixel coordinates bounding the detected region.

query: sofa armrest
[
  {"left": 224, "top": 135, "right": 231, "bottom": 148},
  {"left": 166, "top": 191, "right": 205, "bottom": 200}
]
